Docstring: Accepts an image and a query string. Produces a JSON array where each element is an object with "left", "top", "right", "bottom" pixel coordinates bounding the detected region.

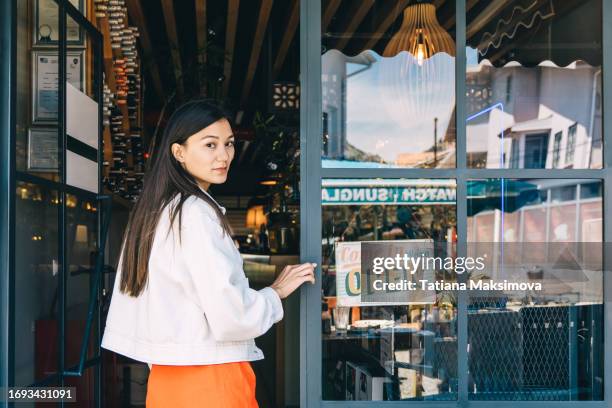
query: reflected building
[
  {"left": 322, "top": 49, "right": 457, "bottom": 168},
  {"left": 467, "top": 60, "right": 602, "bottom": 169}
]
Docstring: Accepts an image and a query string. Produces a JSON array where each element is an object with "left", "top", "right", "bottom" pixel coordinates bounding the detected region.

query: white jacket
[{"left": 101, "top": 191, "right": 284, "bottom": 365}]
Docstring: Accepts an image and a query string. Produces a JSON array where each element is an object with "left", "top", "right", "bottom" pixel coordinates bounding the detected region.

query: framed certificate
[
  {"left": 28, "top": 127, "right": 59, "bottom": 172},
  {"left": 32, "top": 50, "right": 85, "bottom": 124},
  {"left": 34, "top": 0, "right": 85, "bottom": 46}
]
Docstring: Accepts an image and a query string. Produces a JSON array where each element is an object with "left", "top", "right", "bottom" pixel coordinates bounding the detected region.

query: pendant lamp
[{"left": 383, "top": 2, "right": 455, "bottom": 61}]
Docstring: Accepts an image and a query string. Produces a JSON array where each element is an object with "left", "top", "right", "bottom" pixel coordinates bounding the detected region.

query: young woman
[{"left": 101, "top": 100, "right": 316, "bottom": 407}]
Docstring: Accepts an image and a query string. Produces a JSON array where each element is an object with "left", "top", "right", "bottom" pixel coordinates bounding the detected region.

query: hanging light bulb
[
  {"left": 415, "top": 31, "right": 426, "bottom": 66},
  {"left": 383, "top": 2, "right": 454, "bottom": 60}
]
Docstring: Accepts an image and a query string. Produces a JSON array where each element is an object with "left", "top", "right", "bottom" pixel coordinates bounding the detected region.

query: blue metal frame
[
  {"left": 0, "top": 1, "right": 16, "bottom": 407},
  {"left": 601, "top": 0, "right": 612, "bottom": 404},
  {"left": 299, "top": 0, "right": 612, "bottom": 406},
  {"left": 300, "top": 0, "right": 323, "bottom": 406},
  {"left": 54, "top": 3, "right": 105, "bottom": 407}
]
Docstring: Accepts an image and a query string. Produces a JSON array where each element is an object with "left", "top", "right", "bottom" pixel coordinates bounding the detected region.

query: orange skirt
[{"left": 146, "top": 362, "right": 258, "bottom": 407}]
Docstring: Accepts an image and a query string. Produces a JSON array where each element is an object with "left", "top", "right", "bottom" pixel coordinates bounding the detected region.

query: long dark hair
[{"left": 119, "top": 99, "right": 233, "bottom": 297}]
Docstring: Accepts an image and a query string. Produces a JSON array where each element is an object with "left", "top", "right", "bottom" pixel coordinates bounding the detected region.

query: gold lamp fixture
[{"left": 383, "top": 2, "right": 455, "bottom": 64}]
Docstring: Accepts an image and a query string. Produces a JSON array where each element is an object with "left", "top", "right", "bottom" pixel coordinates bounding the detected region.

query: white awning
[{"left": 510, "top": 115, "right": 553, "bottom": 133}]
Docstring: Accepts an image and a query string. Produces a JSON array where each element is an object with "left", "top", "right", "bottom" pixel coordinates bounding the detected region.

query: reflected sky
[{"left": 323, "top": 50, "right": 456, "bottom": 164}]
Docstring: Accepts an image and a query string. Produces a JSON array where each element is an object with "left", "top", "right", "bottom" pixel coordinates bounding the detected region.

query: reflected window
[
  {"left": 551, "top": 185, "right": 576, "bottom": 203},
  {"left": 467, "top": 179, "right": 603, "bottom": 400},
  {"left": 523, "top": 133, "right": 548, "bottom": 169},
  {"left": 552, "top": 131, "right": 563, "bottom": 168},
  {"left": 580, "top": 182, "right": 602, "bottom": 200},
  {"left": 566, "top": 123, "right": 577, "bottom": 166}
]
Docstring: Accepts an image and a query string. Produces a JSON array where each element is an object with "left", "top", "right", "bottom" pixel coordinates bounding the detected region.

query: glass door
[
  {"left": 300, "top": 0, "right": 611, "bottom": 406},
  {"left": 9, "top": 0, "right": 105, "bottom": 406}
]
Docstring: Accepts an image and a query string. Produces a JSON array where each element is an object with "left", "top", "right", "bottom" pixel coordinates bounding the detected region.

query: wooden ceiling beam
[
  {"left": 272, "top": 0, "right": 298, "bottom": 78},
  {"left": 333, "top": 0, "right": 375, "bottom": 51},
  {"left": 467, "top": 0, "right": 511, "bottom": 40},
  {"left": 195, "top": 0, "right": 207, "bottom": 95},
  {"left": 125, "top": 0, "right": 164, "bottom": 101},
  {"left": 222, "top": 0, "right": 240, "bottom": 97},
  {"left": 322, "top": 0, "right": 342, "bottom": 33},
  {"left": 239, "top": 0, "right": 274, "bottom": 107},
  {"left": 361, "top": 0, "right": 410, "bottom": 52},
  {"left": 160, "top": 0, "right": 185, "bottom": 98},
  {"left": 444, "top": 0, "right": 480, "bottom": 30}
]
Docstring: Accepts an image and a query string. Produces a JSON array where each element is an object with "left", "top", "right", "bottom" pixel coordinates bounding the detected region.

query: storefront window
[
  {"left": 321, "top": 178, "right": 458, "bottom": 401},
  {"left": 11, "top": 4, "right": 101, "bottom": 397},
  {"left": 466, "top": 179, "right": 603, "bottom": 400},
  {"left": 321, "top": 1, "right": 456, "bottom": 169},
  {"left": 65, "top": 193, "right": 98, "bottom": 368},
  {"left": 14, "top": 182, "right": 60, "bottom": 385},
  {"left": 466, "top": 0, "right": 602, "bottom": 169}
]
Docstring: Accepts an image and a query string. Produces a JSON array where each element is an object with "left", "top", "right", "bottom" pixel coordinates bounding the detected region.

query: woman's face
[{"left": 171, "top": 118, "right": 235, "bottom": 190}]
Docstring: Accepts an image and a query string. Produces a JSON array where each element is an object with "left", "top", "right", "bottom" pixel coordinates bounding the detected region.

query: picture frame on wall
[
  {"left": 32, "top": 50, "right": 85, "bottom": 124},
  {"left": 27, "top": 127, "right": 59, "bottom": 172},
  {"left": 33, "top": 0, "right": 85, "bottom": 47}
]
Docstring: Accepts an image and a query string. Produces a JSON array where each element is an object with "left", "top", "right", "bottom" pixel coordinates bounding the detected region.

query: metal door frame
[
  {"left": 0, "top": 0, "right": 16, "bottom": 405},
  {"left": 299, "top": 0, "right": 612, "bottom": 407}
]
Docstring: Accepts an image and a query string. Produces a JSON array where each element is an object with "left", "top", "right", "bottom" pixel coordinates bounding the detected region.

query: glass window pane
[
  {"left": 322, "top": 178, "right": 458, "bottom": 401},
  {"left": 62, "top": 9, "right": 102, "bottom": 370},
  {"left": 466, "top": 0, "right": 602, "bottom": 169},
  {"left": 322, "top": 1, "right": 456, "bottom": 168},
  {"left": 550, "top": 185, "right": 576, "bottom": 203},
  {"left": 580, "top": 182, "right": 602, "bottom": 200},
  {"left": 16, "top": 0, "right": 60, "bottom": 181},
  {"left": 65, "top": 193, "right": 98, "bottom": 368},
  {"left": 467, "top": 179, "right": 603, "bottom": 401},
  {"left": 14, "top": 182, "right": 60, "bottom": 385}
]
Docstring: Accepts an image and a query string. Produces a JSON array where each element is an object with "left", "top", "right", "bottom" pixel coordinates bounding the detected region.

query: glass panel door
[
  {"left": 321, "top": 178, "right": 458, "bottom": 401},
  {"left": 301, "top": 0, "right": 609, "bottom": 406},
  {"left": 11, "top": 3, "right": 104, "bottom": 408}
]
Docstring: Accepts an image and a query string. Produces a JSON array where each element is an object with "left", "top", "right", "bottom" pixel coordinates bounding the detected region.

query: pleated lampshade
[{"left": 383, "top": 2, "right": 455, "bottom": 60}]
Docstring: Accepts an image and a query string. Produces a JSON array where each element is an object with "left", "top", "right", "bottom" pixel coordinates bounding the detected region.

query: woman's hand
[{"left": 270, "top": 263, "right": 316, "bottom": 299}]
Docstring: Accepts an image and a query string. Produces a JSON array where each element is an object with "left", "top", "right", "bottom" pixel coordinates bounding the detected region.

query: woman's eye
[
  {"left": 205, "top": 143, "right": 216, "bottom": 149},
  {"left": 226, "top": 141, "right": 235, "bottom": 147}
]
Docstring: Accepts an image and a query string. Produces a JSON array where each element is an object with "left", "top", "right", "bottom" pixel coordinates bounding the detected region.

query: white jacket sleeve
[{"left": 179, "top": 210, "right": 284, "bottom": 342}]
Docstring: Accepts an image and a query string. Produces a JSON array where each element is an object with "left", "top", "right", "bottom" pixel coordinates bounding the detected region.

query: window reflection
[
  {"left": 467, "top": 179, "right": 603, "bottom": 400},
  {"left": 466, "top": 0, "right": 602, "bottom": 169},
  {"left": 321, "top": 179, "right": 457, "bottom": 401},
  {"left": 14, "top": 182, "right": 60, "bottom": 385},
  {"left": 66, "top": 193, "right": 99, "bottom": 368},
  {"left": 322, "top": 1, "right": 456, "bottom": 169},
  {"left": 16, "top": 0, "right": 60, "bottom": 181}
]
